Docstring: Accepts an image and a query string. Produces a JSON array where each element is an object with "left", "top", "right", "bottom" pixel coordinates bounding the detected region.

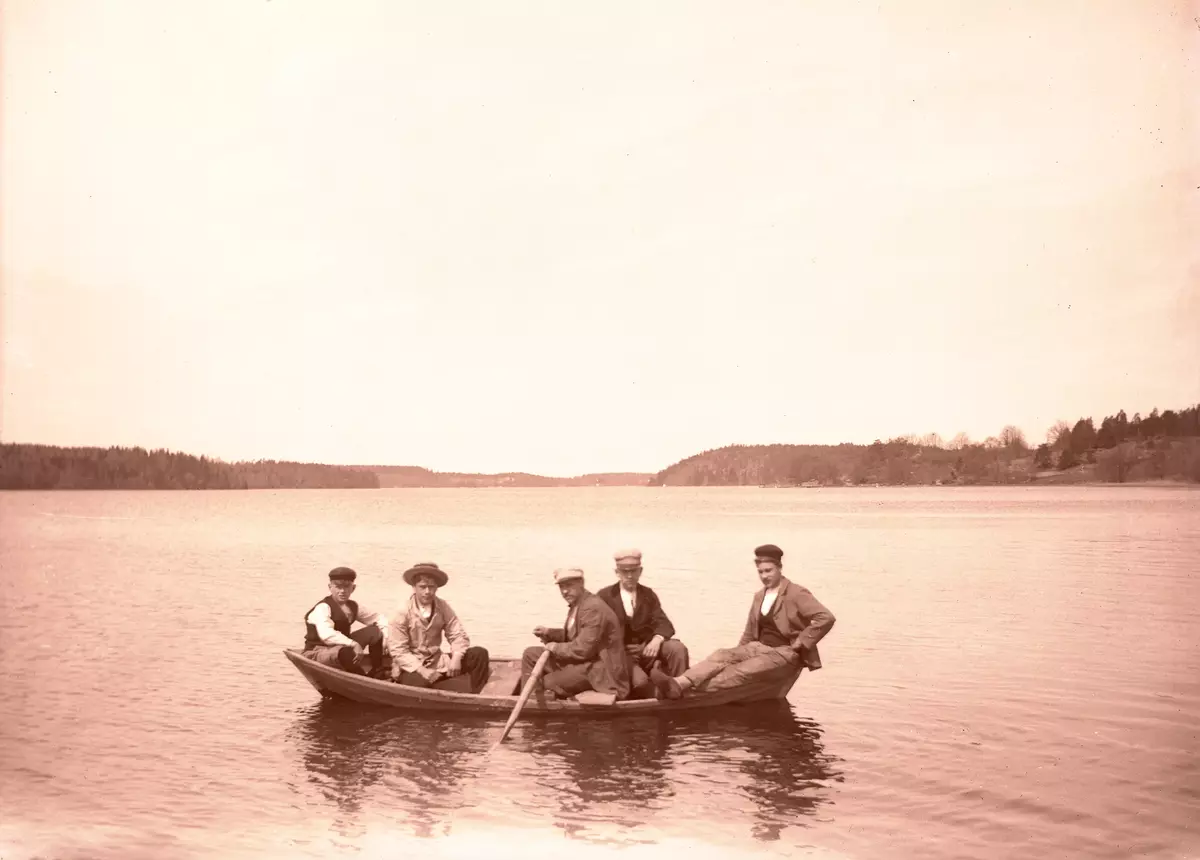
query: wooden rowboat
[{"left": 283, "top": 648, "right": 803, "bottom": 718}]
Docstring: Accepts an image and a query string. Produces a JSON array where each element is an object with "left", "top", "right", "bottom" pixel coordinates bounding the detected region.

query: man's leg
[
  {"left": 350, "top": 626, "right": 385, "bottom": 675},
  {"left": 692, "top": 644, "right": 799, "bottom": 693},
  {"left": 650, "top": 643, "right": 765, "bottom": 699},
  {"left": 541, "top": 663, "right": 592, "bottom": 698},
  {"left": 395, "top": 669, "right": 433, "bottom": 688},
  {"left": 304, "top": 645, "right": 359, "bottom": 673},
  {"left": 460, "top": 645, "right": 491, "bottom": 693},
  {"left": 630, "top": 659, "right": 654, "bottom": 699},
  {"left": 521, "top": 646, "right": 559, "bottom": 689},
  {"left": 657, "top": 639, "right": 690, "bottom": 676}
]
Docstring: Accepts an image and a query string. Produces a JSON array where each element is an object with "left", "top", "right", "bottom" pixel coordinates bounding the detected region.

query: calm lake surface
[{"left": 1, "top": 486, "right": 1197, "bottom": 860}]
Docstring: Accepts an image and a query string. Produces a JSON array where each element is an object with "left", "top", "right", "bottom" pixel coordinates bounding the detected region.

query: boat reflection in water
[{"left": 287, "top": 698, "right": 843, "bottom": 846}]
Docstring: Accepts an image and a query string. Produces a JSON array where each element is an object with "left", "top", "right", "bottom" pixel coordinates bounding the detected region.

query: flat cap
[
  {"left": 328, "top": 566, "right": 357, "bottom": 582},
  {"left": 754, "top": 544, "right": 784, "bottom": 563},
  {"left": 613, "top": 548, "right": 643, "bottom": 568},
  {"left": 403, "top": 562, "right": 449, "bottom": 587},
  {"left": 553, "top": 567, "right": 585, "bottom": 584}
]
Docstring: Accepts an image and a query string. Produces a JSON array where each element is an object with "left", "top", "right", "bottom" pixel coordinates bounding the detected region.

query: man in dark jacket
[
  {"left": 596, "top": 548, "right": 690, "bottom": 699},
  {"left": 521, "top": 568, "right": 632, "bottom": 701},
  {"left": 651, "top": 544, "right": 835, "bottom": 699}
]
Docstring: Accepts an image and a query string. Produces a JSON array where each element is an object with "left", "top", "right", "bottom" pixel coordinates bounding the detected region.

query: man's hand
[
  {"left": 351, "top": 642, "right": 366, "bottom": 657},
  {"left": 447, "top": 654, "right": 464, "bottom": 677},
  {"left": 625, "top": 644, "right": 642, "bottom": 656},
  {"left": 544, "top": 643, "right": 559, "bottom": 658},
  {"left": 418, "top": 666, "right": 441, "bottom": 684},
  {"left": 533, "top": 626, "right": 550, "bottom": 641},
  {"left": 390, "top": 663, "right": 401, "bottom": 681},
  {"left": 641, "top": 635, "right": 664, "bottom": 660}
]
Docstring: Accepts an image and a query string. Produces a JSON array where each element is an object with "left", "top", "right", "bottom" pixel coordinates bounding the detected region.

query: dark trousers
[
  {"left": 629, "top": 639, "right": 690, "bottom": 699},
  {"left": 395, "top": 646, "right": 491, "bottom": 694},
  {"left": 519, "top": 647, "right": 599, "bottom": 698},
  {"left": 303, "top": 625, "right": 384, "bottom": 674}
]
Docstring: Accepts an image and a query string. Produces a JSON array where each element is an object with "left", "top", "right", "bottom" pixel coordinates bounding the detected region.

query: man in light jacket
[
  {"left": 389, "top": 562, "right": 490, "bottom": 694},
  {"left": 651, "top": 544, "right": 835, "bottom": 698}
]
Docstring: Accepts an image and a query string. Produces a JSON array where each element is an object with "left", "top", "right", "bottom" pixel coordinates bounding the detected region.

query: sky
[{"left": 2, "top": 0, "right": 1198, "bottom": 476}]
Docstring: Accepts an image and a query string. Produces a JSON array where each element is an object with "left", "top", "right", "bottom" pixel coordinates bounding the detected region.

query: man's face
[
  {"left": 328, "top": 580, "right": 356, "bottom": 603},
  {"left": 558, "top": 579, "right": 585, "bottom": 606},
  {"left": 615, "top": 564, "right": 642, "bottom": 590},
  {"left": 412, "top": 577, "right": 439, "bottom": 606},
  {"left": 756, "top": 560, "right": 783, "bottom": 589}
]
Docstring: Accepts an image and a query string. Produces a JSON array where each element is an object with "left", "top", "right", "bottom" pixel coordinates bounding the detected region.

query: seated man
[
  {"left": 302, "top": 566, "right": 389, "bottom": 677},
  {"left": 389, "top": 561, "right": 491, "bottom": 694},
  {"left": 651, "top": 544, "right": 835, "bottom": 699},
  {"left": 596, "top": 548, "right": 690, "bottom": 699},
  {"left": 521, "top": 568, "right": 632, "bottom": 702}
]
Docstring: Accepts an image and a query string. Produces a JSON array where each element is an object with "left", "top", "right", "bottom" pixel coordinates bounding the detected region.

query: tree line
[
  {"left": 0, "top": 444, "right": 380, "bottom": 490},
  {"left": 651, "top": 403, "right": 1200, "bottom": 487}
]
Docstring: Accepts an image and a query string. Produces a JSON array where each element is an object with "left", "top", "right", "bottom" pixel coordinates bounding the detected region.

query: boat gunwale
[{"left": 283, "top": 648, "right": 801, "bottom": 715}]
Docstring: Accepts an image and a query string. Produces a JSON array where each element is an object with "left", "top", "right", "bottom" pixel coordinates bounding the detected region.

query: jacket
[
  {"left": 542, "top": 590, "right": 632, "bottom": 699},
  {"left": 739, "top": 577, "right": 836, "bottom": 671}
]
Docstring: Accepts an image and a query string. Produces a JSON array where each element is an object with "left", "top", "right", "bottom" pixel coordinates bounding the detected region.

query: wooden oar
[{"left": 490, "top": 649, "right": 550, "bottom": 752}]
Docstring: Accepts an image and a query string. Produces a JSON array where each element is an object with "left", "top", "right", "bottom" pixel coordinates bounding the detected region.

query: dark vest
[
  {"left": 757, "top": 604, "right": 790, "bottom": 648},
  {"left": 304, "top": 596, "right": 358, "bottom": 648}
]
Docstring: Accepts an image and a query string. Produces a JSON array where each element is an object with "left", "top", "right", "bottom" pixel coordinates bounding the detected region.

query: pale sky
[{"left": 2, "top": 0, "right": 1198, "bottom": 476}]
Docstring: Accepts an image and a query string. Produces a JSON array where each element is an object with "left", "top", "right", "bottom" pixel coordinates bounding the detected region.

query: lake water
[{"left": 1, "top": 486, "right": 1197, "bottom": 860}]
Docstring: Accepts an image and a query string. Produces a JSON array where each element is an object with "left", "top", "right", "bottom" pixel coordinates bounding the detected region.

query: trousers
[
  {"left": 629, "top": 639, "right": 690, "bottom": 699},
  {"left": 682, "top": 641, "right": 801, "bottom": 693},
  {"left": 395, "top": 646, "right": 491, "bottom": 694},
  {"left": 303, "top": 625, "right": 384, "bottom": 673}
]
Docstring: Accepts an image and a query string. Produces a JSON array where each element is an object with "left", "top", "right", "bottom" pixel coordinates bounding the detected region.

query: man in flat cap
[
  {"left": 302, "top": 567, "right": 390, "bottom": 677},
  {"left": 596, "top": 548, "right": 690, "bottom": 699},
  {"left": 651, "top": 543, "right": 835, "bottom": 699},
  {"left": 389, "top": 562, "right": 491, "bottom": 693},
  {"left": 520, "top": 568, "right": 632, "bottom": 701}
]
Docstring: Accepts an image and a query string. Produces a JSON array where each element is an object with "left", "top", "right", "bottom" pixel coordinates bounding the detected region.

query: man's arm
[
  {"left": 645, "top": 590, "right": 676, "bottom": 641},
  {"left": 440, "top": 602, "right": 471, "bottom": 659},
  {"left": 788, "top": 587, "right": 836, "bottom": 652},
  {"left": 547, "top": 603, "right": 602, "bottom": 662},
  {"left": 355, "top": 604, "right": 389, "bottom": 643},
  {"left": 308, "top": 603, "right": 356, "bottom": 648},
  {"left": 542, "top": 627, "right": 567, "bottom": 643}
]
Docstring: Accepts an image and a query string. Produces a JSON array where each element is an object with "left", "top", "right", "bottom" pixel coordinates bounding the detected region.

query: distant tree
[
  {"left": 1141, "top": 408, "right": 1163, "bottom": 438},
  {"left": 1069, "top": 418, "right": 1096, "bottom": 452},
  {"left": 1034, "top": 444, "right": 1054, "bottom": 470},
  {"left": 1057, "top": 447, "right": 1080, "bottom": 470},
  {"left": 1047, "top": 421, "right": 1072, "bottom": 450},
  {"left": 948, "top": 432, "right": 971, "bottom": 450},
  {"left": 920, "top": 433, "right": 944, "bottom": 449},
  {"left": 983, "top": 436, "right": 1002, "bottom": 449},
  {"left": 1161, "top": 409, "right": 1180, "bottom": 436},
  {"left": 999, "top": 425, "right": 1028, "bottom": 453}
]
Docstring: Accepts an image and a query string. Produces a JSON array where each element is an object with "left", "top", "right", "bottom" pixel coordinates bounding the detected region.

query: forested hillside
[
  {"left": 652, "top": 405, "right": 1200, "bottom": 487},
  {"left": 0, "top": 444, "right": 380, "bottom": 490}
]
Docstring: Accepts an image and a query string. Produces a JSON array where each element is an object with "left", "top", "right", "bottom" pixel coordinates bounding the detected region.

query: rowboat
[{"left": 283, "top": 649, "right": 803, "bottom": 718}]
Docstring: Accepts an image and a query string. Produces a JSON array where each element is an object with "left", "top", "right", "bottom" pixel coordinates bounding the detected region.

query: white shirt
[
  {"left": 306, "top": 601, "right": 388, "bottom": 647},
  {"left": 620, "top": 587, "right": 637, "bottom": 617},
  {"left": 760, "top": 587, "right": 780, "bottom": 617}
]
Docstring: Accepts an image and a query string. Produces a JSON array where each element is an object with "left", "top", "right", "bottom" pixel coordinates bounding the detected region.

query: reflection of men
[
  {"left": 302, "top": 567, "right": 389, "bottom": 677},
  {"left": 521, "top": 568, "right": 632, "bottom": 701},
  {"left": 389, "top": 562, "right": 490, "bottom": 693},
  {"left": 596, "top": 549, "right": 689, "bottom": 699},
  {"left": 652, "top": 544, "right": 834, "bottom": 698}
]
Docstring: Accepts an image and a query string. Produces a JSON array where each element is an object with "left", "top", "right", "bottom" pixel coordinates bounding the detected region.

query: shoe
[{"left": 649, "top": 667, "right": 683, "bottom": 700}]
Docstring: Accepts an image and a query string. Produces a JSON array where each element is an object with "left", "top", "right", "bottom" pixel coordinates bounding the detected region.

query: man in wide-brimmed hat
[
  {"left": 302, "top": 566, "right": 390, "bottom": 678},
  {"left": 520, "top": 567, "right": 632, "bottom": 701},
  {"left": 650, "top": 543, "right": 835, "bottom": 699},
  {"left": 388, "top": 561, "right": 490, "bottom": 693}
]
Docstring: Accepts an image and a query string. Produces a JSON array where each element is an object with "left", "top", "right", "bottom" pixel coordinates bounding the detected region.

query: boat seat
[{"left": 479, "top": 660, "right": 523, "bottom": 696}]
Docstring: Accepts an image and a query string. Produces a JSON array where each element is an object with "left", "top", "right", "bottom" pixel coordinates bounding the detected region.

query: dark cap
[
  {"left": 754, "top": 544, "right": 784, "bottom": 563},
  {"left": 403, "top": 562, "right": 449, "bottom": 587},
  {"left": 328, "top": 567, "right": 358, "bottom": 582}
]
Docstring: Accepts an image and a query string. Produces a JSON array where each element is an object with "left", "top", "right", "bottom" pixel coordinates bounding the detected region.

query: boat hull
[{"left": 283, "top": 649, "right": 801, "bottom": 718}]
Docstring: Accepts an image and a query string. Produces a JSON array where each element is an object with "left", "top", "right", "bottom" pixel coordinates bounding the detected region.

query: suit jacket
[
  {"left": 739, "top": 577, "right": 836, "bottom": 671},
  {"left": 595, "top": 582, "right": 676, "bottom": 646},
  {"left": 542, "top": 590, "right": 632, "bottom": 699}
]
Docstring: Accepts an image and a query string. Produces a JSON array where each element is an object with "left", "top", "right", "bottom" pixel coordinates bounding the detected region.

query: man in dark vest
[
  {"left": 595, "top": 548, "right": 690, "bottom": 699},
  {"left": 302, "top": 567, "right": 389, "bottom": 677},
  {"left": 650, "top": 544, "right": 835, "bottom": 698}
]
